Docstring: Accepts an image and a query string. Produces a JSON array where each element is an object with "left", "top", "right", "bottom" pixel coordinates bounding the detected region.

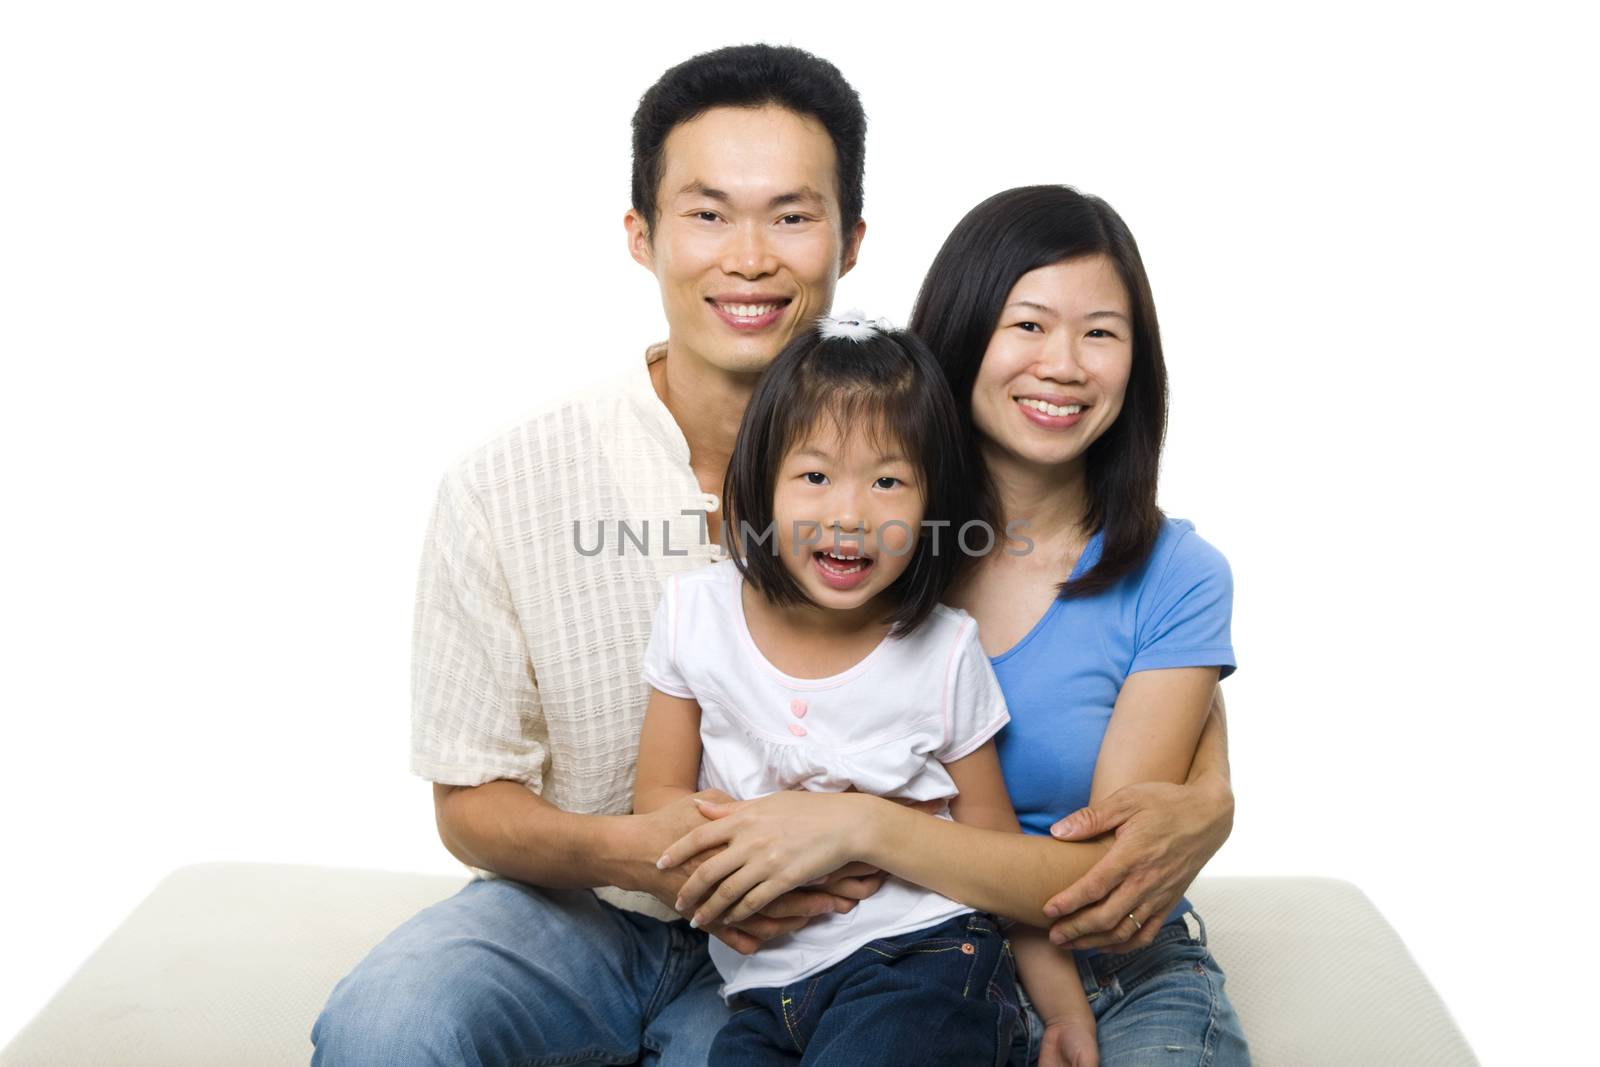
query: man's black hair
[{"left": 631, "top": 44, "right": 866, "bottom": 240}]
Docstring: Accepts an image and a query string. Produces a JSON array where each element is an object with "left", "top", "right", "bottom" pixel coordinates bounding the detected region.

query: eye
[
  {"left": 873, "top": 476, "right": 902, "bottom": 490},
  {"left": 802, "top": 471, "right": 828, "bottom": 486},
  {"left": 1086, "top": 328, "right": 1118, "bottom": 339},
  {"left": 694, "top": 210, "right": 721, "bottom": 223},
  {"left": 1015, "top": 321, "right": 1043, "bottom": 333},
  {"left": 778, "top": 214, "right": 809, "bottom": 225}
]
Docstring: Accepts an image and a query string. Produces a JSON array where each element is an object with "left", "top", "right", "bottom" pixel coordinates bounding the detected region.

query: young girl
[{"left": 633, "top": 316, "right": 1098, "bottom": 1066}]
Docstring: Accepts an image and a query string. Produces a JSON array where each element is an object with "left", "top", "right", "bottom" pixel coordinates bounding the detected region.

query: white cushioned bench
[{"left": 0, "top": 864, "right": 1477, "bottom": 1065}]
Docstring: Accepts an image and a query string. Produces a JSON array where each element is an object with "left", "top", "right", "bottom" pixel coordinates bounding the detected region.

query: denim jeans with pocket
[
  {"left": 711, "top": 911, "right": 1021, "bottom": 1066},
  {"left": 1008, "top": 909, "right": 1251, "bottom": 1066},
  {"left": 310, "top": 876, "right": 728, "bottom": 1066}
]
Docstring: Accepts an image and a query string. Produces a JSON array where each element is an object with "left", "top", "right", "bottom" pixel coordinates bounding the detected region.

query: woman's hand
[
  {"left": 1043, "top": 775, "right": 1233, "bottom": 950},
  {"left": 655, "top": 790, "right": 876, "bottom": 929}
]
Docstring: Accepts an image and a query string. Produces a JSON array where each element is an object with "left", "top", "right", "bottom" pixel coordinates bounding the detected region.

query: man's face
[{"left": 627, "top": 105, "right": 865, "bottom": 376}]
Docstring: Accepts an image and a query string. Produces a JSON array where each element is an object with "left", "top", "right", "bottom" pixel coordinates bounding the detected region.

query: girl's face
[
  {"left": 970, "top": 254, "right": 1135, "bottom": 475},
  {"left": 770, "top": 418, "right": 925, "bottom": 615}
]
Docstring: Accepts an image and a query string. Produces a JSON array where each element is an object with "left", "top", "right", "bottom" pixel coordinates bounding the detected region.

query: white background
[{"left": 2, "top": 2, "right": 1594, "bottom": 1062}]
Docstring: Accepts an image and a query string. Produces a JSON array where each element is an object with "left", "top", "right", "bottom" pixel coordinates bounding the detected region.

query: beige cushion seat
[{"left": 0, "top": 863, "right": 1478, "bottom": 1066}]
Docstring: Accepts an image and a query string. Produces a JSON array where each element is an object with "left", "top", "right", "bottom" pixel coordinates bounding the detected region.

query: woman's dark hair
[
  {"left": 631, "top": 44, "right": 867, "bottom": 242},
  {"left": 909, "top": 185, "right": 1168, "bottom": 600},
  {"left": 722, "top": 323, "right": 975, "bottom": 638}
]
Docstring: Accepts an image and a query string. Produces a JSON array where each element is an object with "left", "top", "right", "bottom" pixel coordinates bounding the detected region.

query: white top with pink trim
[{"left": 641, "top": 559, "right": 1011, "bottom": 997}]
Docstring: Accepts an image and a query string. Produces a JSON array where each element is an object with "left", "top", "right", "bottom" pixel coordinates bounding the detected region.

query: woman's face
[{"left": 969, "top": 254, "right": 1135, "bottom": 475}]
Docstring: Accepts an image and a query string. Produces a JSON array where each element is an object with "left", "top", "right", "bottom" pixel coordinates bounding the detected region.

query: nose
[
  {"left": 827, "top": 486, "right": 869, "bottom": 539},
  {"left": 1033, "top": 333, "right": 1088, "bottom": 384},
  {"left": 721, "top": 220, "right": 776, "bottom": 279}
]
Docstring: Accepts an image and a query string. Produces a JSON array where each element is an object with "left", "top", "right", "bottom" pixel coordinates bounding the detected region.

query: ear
[
  {"left": 839, "top": 217, "right": 867, "bottom": 277},
  {"left": 625, "top": 208, "right": 655, "bottom": 271}
]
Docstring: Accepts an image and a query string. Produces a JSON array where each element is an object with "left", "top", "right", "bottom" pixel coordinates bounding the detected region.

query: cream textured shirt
[{"left": 410, "top": 342, "right": 724, "bottom": 919}]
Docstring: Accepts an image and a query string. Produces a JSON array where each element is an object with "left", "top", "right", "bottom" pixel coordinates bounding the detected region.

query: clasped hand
[
  {"left": 655, "top": 778, "right": 1230, "bottom": 958},
  {"left": 640, "top": 789, "right": 882, "bottom": 954},
  {"left": 656, "top": 789, "right": 885, "bottom": 931}
]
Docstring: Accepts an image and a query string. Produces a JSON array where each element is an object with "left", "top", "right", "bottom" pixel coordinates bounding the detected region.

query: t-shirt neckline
[
  {"left": 988, "top": 528, "right": 1105, "bottom": 667},
  {"left": 726, "top": 566, "right": 898, "bottom": 690}
]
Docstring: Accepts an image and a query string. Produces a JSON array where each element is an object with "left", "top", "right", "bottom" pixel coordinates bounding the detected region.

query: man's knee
[
  {"left": 311, "top": 884, "right": 649, "bottom": 1065},
  {"left": 311, "top": 947, "right": 487, "bottom": 1066}
]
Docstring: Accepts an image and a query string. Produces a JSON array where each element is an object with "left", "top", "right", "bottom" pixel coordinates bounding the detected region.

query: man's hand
[
  {"left": 1042, "top": 776, "right": 1233, "bottom": 951},
  {"left": 803, "top": 861, "right": 886, "bottom": 903}
]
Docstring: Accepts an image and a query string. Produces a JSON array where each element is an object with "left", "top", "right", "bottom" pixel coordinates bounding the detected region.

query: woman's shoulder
[{"left": 1143, "top": 517, "right": 1231, "bottom": 589}]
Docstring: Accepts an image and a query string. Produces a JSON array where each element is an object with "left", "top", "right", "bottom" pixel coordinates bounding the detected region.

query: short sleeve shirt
[
  {"left": 409, "top": 343, "right": 726, "bottom": 918},
  {"left": 990, "top": 517, "right": 1235, "bottom": 928}
]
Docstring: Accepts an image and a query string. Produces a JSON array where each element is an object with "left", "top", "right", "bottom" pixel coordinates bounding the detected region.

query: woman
[{"left": 658, "top": 186, "right": 1250, "bottom": 1065}]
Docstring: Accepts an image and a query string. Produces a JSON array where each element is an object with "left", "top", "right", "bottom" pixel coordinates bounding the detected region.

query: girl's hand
[
  {"left": 656, "top": 790, "right": 873, "bottom": 929},
  {"left": 1040, "top": 1021, "right": 1099, "bottom": 1067}
]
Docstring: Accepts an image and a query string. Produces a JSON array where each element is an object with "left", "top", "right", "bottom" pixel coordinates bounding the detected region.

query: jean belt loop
[
  {"left": 1184, "top": 908, "right": 1208, "bottom": 946},
  {"left": 1074, "top": 948, "right": 1099, "bottom": 998}
]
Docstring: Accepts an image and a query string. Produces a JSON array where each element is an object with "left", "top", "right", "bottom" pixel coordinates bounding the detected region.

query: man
[{"left": 312, "top": 43, "right": 1235, "bottom": 1066}]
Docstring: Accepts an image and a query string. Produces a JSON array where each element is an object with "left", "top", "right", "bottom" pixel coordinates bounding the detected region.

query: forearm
[
  {"left": 435, "top": 780, "right": 654, "bottom": 892},
  {"left": 635, "top": 784, "right": 695, "bottom": 815},
  {"left": 1012, "top": 926, "right": 1091, "bottom": 1025},
  {"left": 857, "top": 798, "right": 1112, "bottom": 925}
]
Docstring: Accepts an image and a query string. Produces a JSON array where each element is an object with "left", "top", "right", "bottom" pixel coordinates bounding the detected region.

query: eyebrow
[
  {"left": 1003, "top": 301, "right": 1131, "bottom": 326},
  {"left": 1085, "top": 310, "right": 1133, "bottom": 325},
  {"left": 676, "top": 181, "right": 826, "bottom": 210},
  {"left": 793, "top": 447, "right": 910, "bottom": 464}
]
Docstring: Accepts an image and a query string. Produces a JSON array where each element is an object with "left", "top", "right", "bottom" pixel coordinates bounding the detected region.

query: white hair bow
[{"left": 817, "top": 309, "right": 894, "bottom": 342}]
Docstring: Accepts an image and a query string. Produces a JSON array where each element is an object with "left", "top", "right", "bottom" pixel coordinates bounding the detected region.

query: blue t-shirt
[{"left": 990, "top": 516, "right": 1235, "bottom": 930}]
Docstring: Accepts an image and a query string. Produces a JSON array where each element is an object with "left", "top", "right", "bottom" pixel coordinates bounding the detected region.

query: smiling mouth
[
  {"left": 813, "top": 549, "right": 873, "bottom": 576},
  {"left": 1016, "top": 397, "right": 1086, "bottom": 417},
  {"left": 708, "top": 298, "right": 791, "bottom": 329}
]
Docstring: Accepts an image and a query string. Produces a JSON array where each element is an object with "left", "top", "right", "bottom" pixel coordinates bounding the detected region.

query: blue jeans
[
  {"left": 712, "top": 911, "right": 1020, "bottom": 1066},
  {"left": 1008, "top": 910, "right": 1251, "bottom": 1066},
  {"left": 310, "top": 877, "right": 729, "bottom": 1066}
]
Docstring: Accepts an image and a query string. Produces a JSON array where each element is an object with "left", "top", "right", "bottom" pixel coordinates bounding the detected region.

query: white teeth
[
  {"left": 722, "top": 303, "right": 777, "bottom": 318},
  {"left": 818, "top": 551, "right": 866, "bottom": 574},
  {"left": 1017, "top": 398, "right": 1084, "bottom": 417}
]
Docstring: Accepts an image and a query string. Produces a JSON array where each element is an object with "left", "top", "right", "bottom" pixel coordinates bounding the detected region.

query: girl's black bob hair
[
  {"left": 910, "top": 185, "right": 1168, "bottom": 599},
  {"left": 721, "top": 321, "right": 975, "bottom": 637}
]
